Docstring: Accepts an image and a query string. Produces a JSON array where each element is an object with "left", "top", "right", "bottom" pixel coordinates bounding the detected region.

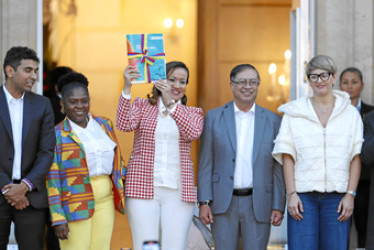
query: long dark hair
[{"left": 147, "top": 61, "right": 189, "bottom": 105}]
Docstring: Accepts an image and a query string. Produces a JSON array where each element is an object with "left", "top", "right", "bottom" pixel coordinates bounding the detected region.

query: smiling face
[
  {"left": 5, "top": 59, "right": 39, "bottom": 98},
  {"left": 230, "top": 68, "right": 259, "bottom": 110},
  {"left": 340, "top": 71, "right": 363, "bottom": 101},
  {"left": 308, "top": 68, "right": 336, "bottom": 97},
  {"left": 62, "top": 86, "right": 90, "bottom": 128},
  {"left": 167, "top": 67, "right": 188, "bottom": 102}
]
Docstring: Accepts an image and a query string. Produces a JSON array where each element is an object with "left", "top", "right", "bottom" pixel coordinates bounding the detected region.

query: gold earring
[{"left": 60, "top": 106, "right": 65, "bottom": 114}]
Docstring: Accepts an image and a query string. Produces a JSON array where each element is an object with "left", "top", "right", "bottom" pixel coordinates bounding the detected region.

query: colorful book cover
[{"left": 126, "top": 33, "right": 166, "bottom": 84}]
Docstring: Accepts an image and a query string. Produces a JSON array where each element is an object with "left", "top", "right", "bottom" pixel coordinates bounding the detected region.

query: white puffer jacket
[{"left": 272, "top": 90, "right": 363, "bottom": 193}]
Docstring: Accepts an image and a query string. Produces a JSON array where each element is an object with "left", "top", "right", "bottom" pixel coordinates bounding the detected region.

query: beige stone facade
[
  {"left": 317, "top": 0, "right": 374, "bottom": 103},
  {"left": 0, "top": 0, "right": 40, "bottom": 87}
]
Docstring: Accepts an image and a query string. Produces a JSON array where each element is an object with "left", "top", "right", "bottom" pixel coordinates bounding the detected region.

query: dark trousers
[
  {"left": 45, "top": 209, "right": 60, "bottom": 250},
  {"left": 353, "top": 180, "right": 370, "bottom": 248},
  {"left": 0, "top": 201, "right": 47, "bottom": 250}
]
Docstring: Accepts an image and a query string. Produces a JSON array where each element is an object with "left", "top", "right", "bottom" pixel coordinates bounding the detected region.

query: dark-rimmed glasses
[{"left": 308, "top": 72, "right": 331, "bottom": 83}]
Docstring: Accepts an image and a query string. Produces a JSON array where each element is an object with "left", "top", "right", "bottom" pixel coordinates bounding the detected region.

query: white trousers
[{"left": 126, "top": 186, "right": 194, "bottom": 250}]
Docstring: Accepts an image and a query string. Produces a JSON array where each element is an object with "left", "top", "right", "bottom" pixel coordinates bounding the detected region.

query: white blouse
[
  {"left": 153, "top": 98, "right": 181, "bottom": 189},
  {"left": 69, "top": 114, "right": 116, "bottom": 177}
]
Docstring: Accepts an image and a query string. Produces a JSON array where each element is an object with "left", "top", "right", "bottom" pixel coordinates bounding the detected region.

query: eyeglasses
[
  {"left": 231, "top": 78, "right": 259, "bottom": 87},
  {"left": 308, "top": 72, "right": 332, "bottom": 83}
]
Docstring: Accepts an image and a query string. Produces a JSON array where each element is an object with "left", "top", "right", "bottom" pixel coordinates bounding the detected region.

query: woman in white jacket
[{"left": 272, "top": 55, "right": 363, "bottom": 250}]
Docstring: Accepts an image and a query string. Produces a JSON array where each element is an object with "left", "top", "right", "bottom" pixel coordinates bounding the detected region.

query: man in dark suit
[
  {"left": 0, "top": 46, "right": 55, "bottom": 250},
  {"left": 360, "top": 111, "right": 374, "bottom": 250},
  {"left": 340, "top": 67, "right": 374, "bottom": 248},
  {"left": 197, "top": 64, "right": 286, "bottom": 250}
]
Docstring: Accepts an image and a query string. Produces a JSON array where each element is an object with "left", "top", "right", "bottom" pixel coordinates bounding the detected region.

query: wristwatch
[
  {"left": 198, "top": 200, "right": 210, "bottom": 207},
  {"left": 346, "top": 190, "right": 357, "bottom": 197}
]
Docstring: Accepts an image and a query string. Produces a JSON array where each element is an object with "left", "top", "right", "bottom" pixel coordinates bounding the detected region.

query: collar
[
  {"left": 3, "top": 84, "right": 25, "bottom": 104},
  {"left": 158, "top": 97, "right": 181, "bottom": 116},
  {"left": 357, "top": 98, "right": 362, "bottom": 112},
  {"left": 233, "top": 101, "right": 256, "bottom": 116},
  {"left": 67, "top": 113, "right": 92, "bottom": 131}
]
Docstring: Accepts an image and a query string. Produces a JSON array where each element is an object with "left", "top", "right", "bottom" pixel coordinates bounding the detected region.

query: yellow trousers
[{"left": 59, "top": 175, "right": 115, "bottom": 250}]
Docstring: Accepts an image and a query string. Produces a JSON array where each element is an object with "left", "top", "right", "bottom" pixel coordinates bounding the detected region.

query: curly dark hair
[
  {"left": 58, "top": 72, "right": 89, "bottom": 100},
  {"left": 3, "top": 46, "right": 39, "bottom": 79},
  {"left": 147, "top": 61, "right": 189, "bottom": 106}
]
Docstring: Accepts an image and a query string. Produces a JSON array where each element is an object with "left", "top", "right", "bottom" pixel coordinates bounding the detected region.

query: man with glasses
[{"left": 197, "top": 64, "right": 286, "bottom": 250}]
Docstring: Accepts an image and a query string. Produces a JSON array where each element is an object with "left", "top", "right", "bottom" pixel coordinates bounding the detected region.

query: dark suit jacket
[
  {"left": 360, "top": 110, "right": 374, "bottom": 248},
  {"left": 197, "top": 102, "right": 286, "bottom": 223},
  {"left": 0, "top": 85, "right": 55, "bottom": 209},
  {"left": 360, "top": 101, "right": 374, "bottom": 181},
  {"left": 360, "top": 101, "right": 374, "bottom": 119}
]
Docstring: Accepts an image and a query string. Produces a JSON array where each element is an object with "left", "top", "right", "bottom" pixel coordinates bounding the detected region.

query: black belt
[
  {"left": 233, "top": 188, "right": 253, "bottom": 196},
  {"left": 12, "top": 180, "right": 21, "bottom": 184}
]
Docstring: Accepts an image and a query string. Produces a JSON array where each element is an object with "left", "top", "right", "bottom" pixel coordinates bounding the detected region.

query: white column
[
  {"left": 1, "top": 0, "right": 43, "bottom": 94},
  {"left": 316, "top": 0, "right": 374, "bottom": 104}
]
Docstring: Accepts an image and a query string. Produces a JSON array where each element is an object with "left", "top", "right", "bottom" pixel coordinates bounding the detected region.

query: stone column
[
  {"left": 0, "top": 0, "right": 40, "bottom": 88},
  {"left": 0, "top": 1, "right": 39, "bottom": 243},
  {"left": 316, "top": 0, "right": 374, "bottom": 104}
]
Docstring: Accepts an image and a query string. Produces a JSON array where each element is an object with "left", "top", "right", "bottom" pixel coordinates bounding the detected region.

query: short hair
[
  {"left": 49, "top": 66, "right": 74, "bottom": 92},
  {"left": 230, "top": 64, "right": 261, "bottom": 83},
  {"left": 147, "top": 61, "right": 189, "bottom": 106},
  {"left": 305, "top": 55, "right": 337, "bottom": 76},
  {"left": 339, "top": 67, "right": 363, "bottom": 83},
  {"left": 3, "top": 46, "right": 40, "bottom": 79},
  {"left": 58, "top": 72, "right": 89, "bottom": 101}
]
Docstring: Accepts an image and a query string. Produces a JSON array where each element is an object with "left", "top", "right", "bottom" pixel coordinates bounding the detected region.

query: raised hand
[{"left": 123, "top": 65, "right": 141, "bottom": 94}]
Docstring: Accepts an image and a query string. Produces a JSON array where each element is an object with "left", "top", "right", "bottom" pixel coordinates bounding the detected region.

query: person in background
[
  {"left": 197, "top": 64, "right": 285, "bottom": 250},
  {"left": 0, "top": 46, "right": 55, "bottom": 250},
  {"left": 46, "top": 66, "right": 73, "bottom": 250},
  {"left": 46, "top": 72, "right": 126, "bottom": 250},
  {"left": 360, "top": 106, "right": 374, "bottom": 250},
  {"left": 117, "top": 61, "right": 204, "bottom": 250},
  {"left": 273, "top": 55, "right": 362, "bottom": 249},
  {"left": 340, "top": 67, "right": 374, "bottom": 248},
  {"left": 48, "top": 66, "right": 74, "bottom": 125}
]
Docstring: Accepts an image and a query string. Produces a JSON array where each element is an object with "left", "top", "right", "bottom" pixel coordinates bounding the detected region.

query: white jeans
[{"left": 126, "top": 186, "right": 194, "bottom": 250}]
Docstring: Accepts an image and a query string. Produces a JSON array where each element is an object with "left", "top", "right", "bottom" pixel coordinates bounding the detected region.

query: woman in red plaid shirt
[{"left": 116, "top": 61, "right": 204, "bottom": 250}]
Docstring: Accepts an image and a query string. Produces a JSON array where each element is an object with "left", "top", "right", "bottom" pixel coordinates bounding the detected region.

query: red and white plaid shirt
[{"left": 116, "top": 95, "right": 204, "bottom": 203}]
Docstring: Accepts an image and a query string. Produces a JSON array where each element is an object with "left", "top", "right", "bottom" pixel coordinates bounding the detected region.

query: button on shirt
[
  {"left": 121, "top": 92, "right": 181, "bottom": 189},
  {"left": 233, "top": 102, "right": 255, "bottom": 189},
  {"left": 69, "top": 114, "right": 116, "bottom": 177},
  {"left": 3, "top": 85, "right": 24, "bottom": 181},
  {"left": 153, "top": 98, "right": 181, "bottom": 189}
]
